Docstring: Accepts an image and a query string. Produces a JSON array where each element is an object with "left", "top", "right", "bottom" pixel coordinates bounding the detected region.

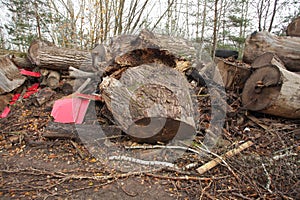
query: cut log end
[
  {"left": 251, "top": 52, "right": 285, "bottom": 69},
  {"left": 242, "top": 66, "right": 281, "bottom": 111}
]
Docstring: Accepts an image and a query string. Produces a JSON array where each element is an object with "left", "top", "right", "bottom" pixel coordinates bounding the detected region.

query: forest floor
[{"left": 0, "top": 81, "right": 299, "bottom": 200}]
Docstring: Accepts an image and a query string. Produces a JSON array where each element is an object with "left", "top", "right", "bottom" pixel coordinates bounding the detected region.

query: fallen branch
[
  {"left": 124, "top": 145, "right": 201, "bottom": 155},
  {"left": 196, "top": 140, "right": 254, "bottom": 175},
  {"left": 108, "top": 155, "right": 179, "bottom": 169},
  {"left": 145, "top": 173, "right": 229, "bottom": 181}
]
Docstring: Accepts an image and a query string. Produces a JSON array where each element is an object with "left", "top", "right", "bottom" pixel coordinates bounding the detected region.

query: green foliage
[{"left": 1, "top": 0, "right": 51, "bottom": 51}]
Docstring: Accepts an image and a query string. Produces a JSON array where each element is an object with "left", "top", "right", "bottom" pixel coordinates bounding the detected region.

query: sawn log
[
  {"left": 243, "top": 31, "right": 300, "bottom": 72},
  {"left": 242, "top": 54, "right": 300, "bottom": 119},
  {"left": 99, "top": 63, "right": 197, "bottom": 143}
]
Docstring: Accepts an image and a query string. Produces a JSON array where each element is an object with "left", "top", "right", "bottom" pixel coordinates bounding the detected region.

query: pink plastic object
[
  {"left": 51, "top": 97, "right": 90, "bottom": 124},
  {"left": 0, "top": 107, "right": 11, "bottom": 118}
]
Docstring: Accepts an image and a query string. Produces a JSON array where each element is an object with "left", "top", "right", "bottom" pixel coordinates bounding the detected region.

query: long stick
[{"left": 196, "top": 140, "right": 254, "bottom": 174}]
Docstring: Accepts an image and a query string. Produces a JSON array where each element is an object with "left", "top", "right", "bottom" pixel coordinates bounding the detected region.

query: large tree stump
[
  {"left": 28, "top": 40, "right": 96, "bottom": 72},
  {"left": 287, "top": 16, "right": 300, "bottom": 37},
  {"left": 242, "top": 54, "right": 300, "bottom": 119},
  {"left": 0, "top": 55, "right": 26, "bottom": 94},
  {"left": 99, "top": 64, "right": 196, "bottom": 143},
  {"left": 243, "top": 31, "right": 300, "bottom": 72}
]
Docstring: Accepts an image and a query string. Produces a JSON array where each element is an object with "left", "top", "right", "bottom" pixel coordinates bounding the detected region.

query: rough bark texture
[
  {"left": 28, "top": 40, "right": 95, "bottom": 72},
  {"left": 101, "top": 29, "right": 202, "bottom": 78},
  {"left": 0, "top": 55, "right": 26, "bottom": 94},
  {"left": 100, "top": 64, "right": 196, "bottom": 143},
  {"left": 216, "top": 58, "right": 251, "bottom": 90},
  {"left": 243, "top": 31, "right": 300, "bottom": 72},
  {"left": 287, "top": 16, "right": 300, "bottom": 37},
  {"left": 242, "top": 60, "right": 300, "bottom": 119}
]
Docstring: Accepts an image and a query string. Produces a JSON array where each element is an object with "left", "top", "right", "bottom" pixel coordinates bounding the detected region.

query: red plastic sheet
[{"left": 20, "top": 69, "right": 41, "bottom": 77}]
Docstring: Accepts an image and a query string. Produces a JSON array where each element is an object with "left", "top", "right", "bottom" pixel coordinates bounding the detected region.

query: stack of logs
[
  {"left": 1, "top": 17, "right": 300, "bottom": 143},
  {"left": 215, "top": 16, "right": 300, "bottom": 119}
]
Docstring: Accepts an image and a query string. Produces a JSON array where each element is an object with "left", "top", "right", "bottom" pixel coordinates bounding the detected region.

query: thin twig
[
  {"left": 145, "top": 173, "right": 229, "bottom": 181},
  {"left": 261, "top": 163, "right": 273, "bottom": 193}
]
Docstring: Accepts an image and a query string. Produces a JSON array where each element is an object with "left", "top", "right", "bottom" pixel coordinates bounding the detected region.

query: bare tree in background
[{"left": 212, "top": 0, "right": 219, "bottom": 58}]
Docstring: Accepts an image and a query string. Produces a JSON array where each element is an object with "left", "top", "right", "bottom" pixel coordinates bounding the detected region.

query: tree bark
[
  {"left": 99, "top": 64, "right": 196, "bottom": 143},
  {"left": 286, "top": 16, "right": 300, "bottom": 37},
  {"left": 27, "top": 40, "right": 95, "bottom": 72},
  {"left": 243, "top": 31, "right": 300, "bottom": 72},
  {"left": 110, "top": 29, "right": 198, "bottom": 67},
  {"left": 242, "top": 55, "right": 300, "bottom": 119}
]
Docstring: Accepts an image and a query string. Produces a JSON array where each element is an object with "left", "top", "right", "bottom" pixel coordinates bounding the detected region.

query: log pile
[
  {"left": 1, "top": 18, "right": 300, "bottom": 144},
  {"left": 242, "top": 18, "right": 300, "bottom": 119}
]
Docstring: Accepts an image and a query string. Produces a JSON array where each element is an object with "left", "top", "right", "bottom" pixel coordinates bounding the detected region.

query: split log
[
  {"left": 216, "top": 58, "right": 251, "bottom": 90},
  {"left": 243, "top": 31, "right": 300, "bottom": 72},
  {"left": 27, "top": 40, "right": 96, "bottom": 72},
  {"left": 99, "top": 63, "right": 196, "bottom": 143},
  {"left": 287, "top": 16, "right": 300, "bottom": 37},
  {"left": 242, "top": 55, "right": 300, "bottom": 119},
  {"left": 0, "top": 55, "right": 27, "bottom": 94},
  {"left": 46, "top": 70, "right": 60, "bottom": 89}
]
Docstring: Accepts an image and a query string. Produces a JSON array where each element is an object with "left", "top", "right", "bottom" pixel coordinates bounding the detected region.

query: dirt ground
[{"left": 0, "top": 84, "right": 299, "bottom": 200}]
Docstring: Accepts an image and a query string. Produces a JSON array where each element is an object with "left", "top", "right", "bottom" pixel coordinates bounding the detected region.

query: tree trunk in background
[
  {"left": 211, "top": 0, "right": 219, "bottom": 58},
  {"left": 243, "top": 31, "right": 300, "bottom": 72}
]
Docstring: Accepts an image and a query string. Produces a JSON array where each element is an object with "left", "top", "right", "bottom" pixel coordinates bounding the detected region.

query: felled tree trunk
[
  {"left": 243, "top": 31, "right": 300, "bottom": 72},
  {"left": 28, "top": 40, "right": 95, "bottom": 72},
  {"left": 287, "top": 16, "right": 300, "bottom": 37},
  {"left": 101, "top": 29, "right": 201, "bottom": 77},
  {"left": 99, "top": 64, "right": 196, "bottom": 143},
  {"left": 215, "top": 58, "right": 251, "bottom": 90},
  {"left": 242, "top": 54, "right": 300, "bottom": 119}
]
